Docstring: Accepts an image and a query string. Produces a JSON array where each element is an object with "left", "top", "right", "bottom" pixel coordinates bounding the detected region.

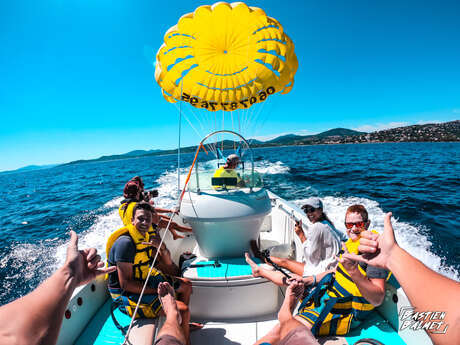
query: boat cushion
[{"left": 183, "top": 257, "right": 263, "bottom": 280}]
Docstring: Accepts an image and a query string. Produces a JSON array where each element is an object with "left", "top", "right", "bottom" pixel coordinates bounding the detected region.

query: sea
[{"left": 0, "top": 142, "right": 459, "bottom": 306}]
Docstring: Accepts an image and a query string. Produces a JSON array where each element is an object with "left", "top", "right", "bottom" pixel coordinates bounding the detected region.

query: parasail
[{"left": 155, "top": 2, "right": 298, "bottom": 112}]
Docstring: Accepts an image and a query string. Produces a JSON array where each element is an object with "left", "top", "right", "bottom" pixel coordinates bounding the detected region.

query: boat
[{"left": 55, "top": 131, "right": 433, "bottom": 345}]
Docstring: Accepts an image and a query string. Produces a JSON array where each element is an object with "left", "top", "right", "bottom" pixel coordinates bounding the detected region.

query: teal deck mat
[
  {"left": 195, "top": 257, "right": 262, "bottom": 278},
  {"left": 74, "top": 299, "right": 130, "bottom": 345},
  {"left": 344, "top": 311, "right": 406, "bottom": 345},
  {"left": 73, "top": 297, "right": 405, "bottom": 345}
]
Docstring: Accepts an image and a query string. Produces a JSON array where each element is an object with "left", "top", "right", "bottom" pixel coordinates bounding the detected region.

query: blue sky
[{"left": 1, "top": 0, "right": 459, "bottom": 172}]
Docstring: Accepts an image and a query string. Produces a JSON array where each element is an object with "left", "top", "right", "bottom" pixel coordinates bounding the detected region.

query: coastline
[{"left": 1, "top": 140, "right": 459, "bottom": 176}]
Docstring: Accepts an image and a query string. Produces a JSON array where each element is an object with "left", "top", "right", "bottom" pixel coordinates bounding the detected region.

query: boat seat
[
  {"left": 74, "top": 298, "right": 163, "bottom": 345},
  {"left": 182, "top": 257, "right": 282, "bottom": 320},
  {"left": 319, "top": 311, "right": 407, "bottom": 345}
]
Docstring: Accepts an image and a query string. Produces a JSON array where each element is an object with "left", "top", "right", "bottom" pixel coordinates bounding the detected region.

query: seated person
[
  {"left": 107, "top": 202, "right": 195, "bottom": 344},
  {"left": 212, "top": 154, "right": 245, "bottom": 189},
  {"left": 295, "top": 204, "right": 388, "bottom": 336},
  {"left": 119, "top": 176, "right": 192, "bottom": 240},
  {"left": 247, "top": 198, "right": 345, "bottom": 286},
  {"left": 247, "top": 204, "right": 388, "bottom": 337}
]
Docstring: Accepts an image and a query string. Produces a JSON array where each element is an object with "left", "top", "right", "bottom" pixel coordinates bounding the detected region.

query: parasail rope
[
  {"left": 178, "top": 81, "right": 183, "bottom": 197},
  {"left": 179, "top": 143, "right": 204, "bottom": 202},
  {"left": 172, "top": 103, "right": 201, "bottom": 139}
]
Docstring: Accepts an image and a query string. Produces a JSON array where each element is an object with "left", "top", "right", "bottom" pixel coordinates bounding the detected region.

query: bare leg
[
  {"left": 175, "top": 278, "right": 203, "bottom": 336},
  {"left": 157, "top": 282, "right": 186, "bottom": 345},
  {"left": 270, "top": 256, "right": 305, "bottom": 276},
  {"left": 159, "top": 217, "right": 188, "bottom": 240},
  {"left": 175, "top": 278, "right": 192, "bottom": 305},
  {"left": 245, "top": 253, "right": 289, "bottom": 286},
  {"left": 278, "top": 277, "right": 304, "bottom": 323},
  {"left": 170, "top": 222, "right": 193, "bottom": 233},
  {"left": 254, "top": 279, "right": 319, "bottom": 345},
  {"left": 254, "top": 323, "right": 281, "bottom": 345},
  {"left": 176, "top": 301, "right": 191, "bottom": 345}
]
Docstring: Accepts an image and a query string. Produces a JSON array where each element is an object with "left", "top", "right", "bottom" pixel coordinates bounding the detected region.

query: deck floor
[{"left": 190, "top": 318, "right": 279, "bottom": 345}]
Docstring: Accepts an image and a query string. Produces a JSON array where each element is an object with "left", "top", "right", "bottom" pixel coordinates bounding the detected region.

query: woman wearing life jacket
[
  {"left": 119, "top": 176, "right": 192, "bottom": 240},
  {"left": 294, "top": 204, "right": 389, "bottom": 336},
  {"left": 246, "top": 197, "right": 346, "bottom": 286}
]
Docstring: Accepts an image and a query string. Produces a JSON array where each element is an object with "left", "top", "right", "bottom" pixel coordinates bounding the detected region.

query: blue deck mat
[
  {"left": 74, "top": 298, "right": 130, "bottom": 345},
  {"left": 195, "top": 257, "right": 262, "bottom": 278},
  {"left": 344, "top": 311, "right": 406, "bottom": 345},
  {"left": 74, "top": 298, "right": 405, "bottom": 345}
]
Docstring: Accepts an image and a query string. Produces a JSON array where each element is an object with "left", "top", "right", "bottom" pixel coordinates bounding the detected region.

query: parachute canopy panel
[{"left": 155, "top": 2, "right": 298, "bottom": 111}]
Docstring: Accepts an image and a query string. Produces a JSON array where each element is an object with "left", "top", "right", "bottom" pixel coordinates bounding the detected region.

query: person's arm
[
  {"left": 294, "top": 219, "right": 307, "bottom": 243},
  {"left": 344, "top": 213, "right": 460, "bottom": 345},
  {"left": 301, "top": 268, "right": 336, "bottom": 286},
  {"left": 155, "top": 207, "right": 177, "bottom": 214},
  {"left": 116, "top": 262, "right": 159, "bottom": 295},
  {"left": 338, "top": 246, "right": 385, "bottom": 306},
  {"left": 154, "top": 244, "right": 180, "bottom": 276},
  {"left": 0, "top": 231, "right": 115, "bottom": 345}
]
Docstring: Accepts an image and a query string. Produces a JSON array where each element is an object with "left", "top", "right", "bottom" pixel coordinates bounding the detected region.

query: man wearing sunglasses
[{"left": 295, "top": 204, "right": 389, "bottom": 337}]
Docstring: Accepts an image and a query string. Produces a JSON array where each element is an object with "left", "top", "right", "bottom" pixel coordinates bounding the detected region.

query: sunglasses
[
  {"left": 302, "top": 206, "right": 316, "bottom": 214},
  {"left": 345, "top": 221, "right": 366, "bottom": 229}
]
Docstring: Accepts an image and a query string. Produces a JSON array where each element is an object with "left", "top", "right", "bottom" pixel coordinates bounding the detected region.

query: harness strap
[
  {"left": 311, "top": 296, "right": 339, "bottom": 336},
  {"left": 110, "top": 298, "right": 128, "bottom": 335},
  {"left": 298, "top": 272, "right": 334, "bottom": 311}
]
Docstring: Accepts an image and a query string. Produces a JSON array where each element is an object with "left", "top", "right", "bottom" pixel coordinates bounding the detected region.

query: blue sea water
[{"left": 0, "top": 142, "right": 459, "bottom": 306}]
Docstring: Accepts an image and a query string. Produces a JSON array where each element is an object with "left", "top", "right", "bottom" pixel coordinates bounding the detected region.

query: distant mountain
[
  {"left": 316, "top": 128, "right": 365, "bottom": 138},
  {"left": 265, "top": 134, "right": 306, "bottom": 144},
  {"left": 262, "top": 128, "right": 366, "bottom": 145},
  {"left": 123, "top": 149, "right": 162, "bottom": 157},
  {"left": 0, "top": 164, "right": 58, "bottom": 175},
  {"left": 6, "top": 121, "right": 457, "bottom": 173},
  {"left": 60, "top": 122, "right": 458, "bottom": 167}
]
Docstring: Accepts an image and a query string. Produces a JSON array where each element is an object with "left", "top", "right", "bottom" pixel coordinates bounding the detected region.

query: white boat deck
[{"left": 190, "top": 318, "right": 279, "bottom": 345}]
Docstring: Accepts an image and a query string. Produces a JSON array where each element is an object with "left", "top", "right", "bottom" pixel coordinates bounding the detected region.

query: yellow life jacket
[
  {"left": 106, "top": 224, "right": 165, "bottom": 281},
  {"left": 212, "top": 166, "right": 241, "bottom": 189},
  {"left": 297, "top": 231, "right": 391, "bottom": 336},
  {"left": 106, "top": 224, "right": 165, "bottom": 319},
  {"left": 119, "top": 201, "right": 136, "bottom": 226}
]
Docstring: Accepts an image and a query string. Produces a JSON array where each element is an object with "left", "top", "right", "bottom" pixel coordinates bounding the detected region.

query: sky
[{"left": 1, "top": 0, "right": 459, "bottom": 172}]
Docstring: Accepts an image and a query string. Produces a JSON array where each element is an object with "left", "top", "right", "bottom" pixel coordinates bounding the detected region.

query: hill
[{"left": 4, "top": 121, "right": 458, "bottom": 172}]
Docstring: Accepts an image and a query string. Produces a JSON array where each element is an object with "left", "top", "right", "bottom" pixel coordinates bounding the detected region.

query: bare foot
[
  {"left": 283, "top": 278, "right": 305, "bottom": 315},
  {"left": 245, "top": 252, "right": 261, "bottom": 277},
  {"left": 158, "top": 282, "right": 182, "bottom": 324},
  {"left": 170, "top": 228, "right": 186, "bottom": 240}
]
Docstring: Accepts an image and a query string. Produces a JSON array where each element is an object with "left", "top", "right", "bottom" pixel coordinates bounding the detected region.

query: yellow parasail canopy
[{"left": 155, "top": 2, "right": 298, "bottom": 112}]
